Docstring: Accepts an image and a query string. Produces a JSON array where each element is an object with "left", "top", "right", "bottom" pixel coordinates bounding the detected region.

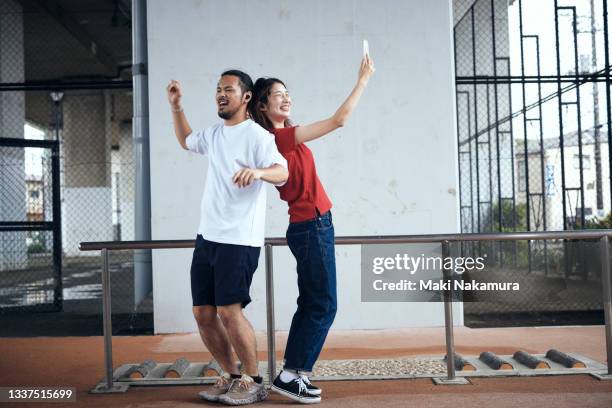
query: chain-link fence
[
  {"left": 454, "top": 0, "right": 611, "bottom": 326},
  {"left": 0, "top": 88, "right": 149, "bottom": 334},
  {"left": 0, "top": 0, "right": 149, "bottom": 335}
]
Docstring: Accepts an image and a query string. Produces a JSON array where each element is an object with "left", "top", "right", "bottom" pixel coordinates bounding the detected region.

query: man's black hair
[{"left": 221, "top": 69, "right": 254, "bottom": 94}]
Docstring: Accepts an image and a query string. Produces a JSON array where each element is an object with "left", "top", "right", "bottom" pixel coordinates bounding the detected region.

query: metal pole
[
  {"left": 603, "top": 0, "right": 612, "bottom": 213},
  {"left": 132, "top": 0, "right": 152, "bottom": 306},
  {"left": 51, "top": 139, "right": 62, "bottom": 311},
  {"left": 265, "top": 244, "right": 277, "bottom": 384},
  {"left": 470, "top": 6, "right": 482, "bottom": 248},
  {"left": 600, "top": 236, "right": 612, "bottom": 375},
  {"left": 589, "top": 0, "right": 603, "bottom": 212},
  {"left": 101, "top": 248, "right": 114, "bottom": 389},
  {"left": 554, "top": 1, "right": 569, "bottom": 232},
  {"left": 486, "top": 82, "right": 494, "bottom": 241},
  {"left": 519, "top": 0, "right": 533, "bottom": 273},
  {"left": 442, "top": 240, "right": 456, "bottom": 380},
  {"left": 499, "top": 58, "right": 518, "bottom": 268},
  {"left": 569, "top": 7, "right": 586, "bottom": 228},
  {"left": 490, "top": 0, "right": 503, "bottom": 267}
]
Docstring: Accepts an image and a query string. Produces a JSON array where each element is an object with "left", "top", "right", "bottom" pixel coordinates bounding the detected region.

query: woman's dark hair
[{"left": 248, "top": 77, "right": 293, "bottom": 132}]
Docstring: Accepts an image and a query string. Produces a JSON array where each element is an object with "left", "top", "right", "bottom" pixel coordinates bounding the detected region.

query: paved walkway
[{"left": 1, "top": 326, "right": 611, "bottom": 407}]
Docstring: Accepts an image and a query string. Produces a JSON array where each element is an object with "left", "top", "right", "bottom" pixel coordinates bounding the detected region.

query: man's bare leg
[
  {"left": 193, "top": 305, "right": 239, "bottom": 375},
  {"left": 217, "top": 303, "right": 258, "bottom": 377}
]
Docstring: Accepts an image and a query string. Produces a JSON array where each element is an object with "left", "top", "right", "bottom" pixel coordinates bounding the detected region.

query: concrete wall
[{"left": 148, "top": 0, "right": 461, "bottom": 333}]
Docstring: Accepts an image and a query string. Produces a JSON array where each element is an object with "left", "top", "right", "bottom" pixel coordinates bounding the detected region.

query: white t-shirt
[{"left": 185, "top": 119, "right": 287, "bottom": 247}]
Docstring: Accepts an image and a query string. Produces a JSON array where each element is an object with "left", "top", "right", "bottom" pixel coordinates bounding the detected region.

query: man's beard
[{"left": 217, "top": 106, "right": 239, "bottom": 120}]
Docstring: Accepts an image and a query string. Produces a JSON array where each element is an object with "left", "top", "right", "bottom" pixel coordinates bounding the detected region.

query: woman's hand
[
  {"left": 294, "top": 55, "right": 375, "bottom": 145},
  {"left": 358, "top": 54, "right": 375, "bottom": 86}
]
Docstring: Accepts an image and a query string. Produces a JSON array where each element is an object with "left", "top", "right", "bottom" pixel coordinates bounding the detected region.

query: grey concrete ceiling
[
  {"left": 14, "top": 0, "right": 469, "bottom": 82},
  {"left": 17, "top": 0, "right": 131, "bottom": 81}
]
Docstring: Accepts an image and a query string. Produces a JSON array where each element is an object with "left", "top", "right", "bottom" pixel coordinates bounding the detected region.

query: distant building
[
  {"left": 25, "top": 175, "right": 44, "bottom": 222},
  {"left": 515, "top": 125, "right": 610, "bottom": 230}
]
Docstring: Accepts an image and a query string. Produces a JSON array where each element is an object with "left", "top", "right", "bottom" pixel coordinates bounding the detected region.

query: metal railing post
[
  {"left": 442, "top": 240, "right": 456, "bottom": 380},
  {"left": 265, "top": 244, "right": 277, "bottom": 384},
  {"left": 101, "top": 248, "right": 114, "bottom": 389},
  {"left": 600, "top": 235, "right": 612, "bottom": 375}
]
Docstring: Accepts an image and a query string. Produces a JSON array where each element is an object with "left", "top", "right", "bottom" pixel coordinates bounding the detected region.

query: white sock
[{"left": 280, "top": 369, "right": 299, "bottom": 383}]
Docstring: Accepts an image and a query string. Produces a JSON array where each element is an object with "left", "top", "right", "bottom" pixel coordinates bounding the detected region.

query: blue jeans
[{"left": 283, "top": 211, "right": 337, "bottom": 374}]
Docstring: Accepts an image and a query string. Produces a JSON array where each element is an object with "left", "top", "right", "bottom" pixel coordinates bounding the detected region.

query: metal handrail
[
  {"left": 79, "top": 229, "right": 612, "bottom": 390},
  {"left": 81, "top": 229, "right": 612, "bottom": 251}
]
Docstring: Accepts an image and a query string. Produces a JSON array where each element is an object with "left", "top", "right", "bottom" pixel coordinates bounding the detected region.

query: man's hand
[
  {"left": 232, "top": 168, "right": 263, "bottom": 188},
  {"left": 167, "top": 80, "right": 183, "bottom": 110}
]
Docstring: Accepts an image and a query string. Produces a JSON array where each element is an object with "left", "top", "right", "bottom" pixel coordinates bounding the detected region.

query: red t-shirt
[{"left": 273, "top": 126, "right": 333, "bottom": 223}]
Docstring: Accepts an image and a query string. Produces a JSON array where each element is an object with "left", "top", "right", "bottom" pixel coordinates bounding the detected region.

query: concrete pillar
[
  {"left": 0, "top": 0, "right": 26, "bottom": 271},
  {"left": 60, "top": 90, "right": 113, "bottom": 257},
  {"left": 109, "top": 91, "right": 135, "bottom": 242},
  {"left": 118, "top": 96, "right": 134, "bottom": 242}
]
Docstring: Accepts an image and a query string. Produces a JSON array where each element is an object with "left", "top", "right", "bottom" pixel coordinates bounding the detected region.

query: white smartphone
[{"left": 363, "top": 39, "right": 369, "bottom": 56}]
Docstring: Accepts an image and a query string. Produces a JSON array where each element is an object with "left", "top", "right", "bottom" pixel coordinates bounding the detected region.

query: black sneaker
[
  {"left": 300, "top": 375, "right": 321, "bottom": 396},
  {"left": 271, "top": 374, "right": 321, "bottom": 404}
]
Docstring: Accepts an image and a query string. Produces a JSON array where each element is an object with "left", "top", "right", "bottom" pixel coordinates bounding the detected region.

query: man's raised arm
[{"left": 167, "top": 79, "right": 192, "bottom": 150}]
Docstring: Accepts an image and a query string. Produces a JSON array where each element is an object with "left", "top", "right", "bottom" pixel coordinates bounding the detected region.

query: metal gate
[
  {"left": 453, "top": 0, "right": 611, "bottom": 324},
  {"left": 0, "top": 137, "right": 61, "bottom": 312}
]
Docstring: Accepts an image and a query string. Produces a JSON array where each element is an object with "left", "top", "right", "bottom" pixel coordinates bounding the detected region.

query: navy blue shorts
[{"left": 190, "top": 235, "right": 261, "bottom": 308}]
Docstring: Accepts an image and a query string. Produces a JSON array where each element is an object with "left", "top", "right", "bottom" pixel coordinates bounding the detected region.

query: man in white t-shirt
[{"left": 167, "top": 70, "right": 287, "bottom": 405}]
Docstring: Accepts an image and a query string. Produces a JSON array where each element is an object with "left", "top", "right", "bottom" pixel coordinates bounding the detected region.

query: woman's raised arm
[{"left": 295, "top": 54, "right": 375, "bottom": 145}]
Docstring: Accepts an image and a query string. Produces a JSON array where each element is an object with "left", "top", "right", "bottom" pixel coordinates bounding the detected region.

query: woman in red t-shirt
[{"left": 248, "top": 55, "right": 374, "bottom": 403}]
